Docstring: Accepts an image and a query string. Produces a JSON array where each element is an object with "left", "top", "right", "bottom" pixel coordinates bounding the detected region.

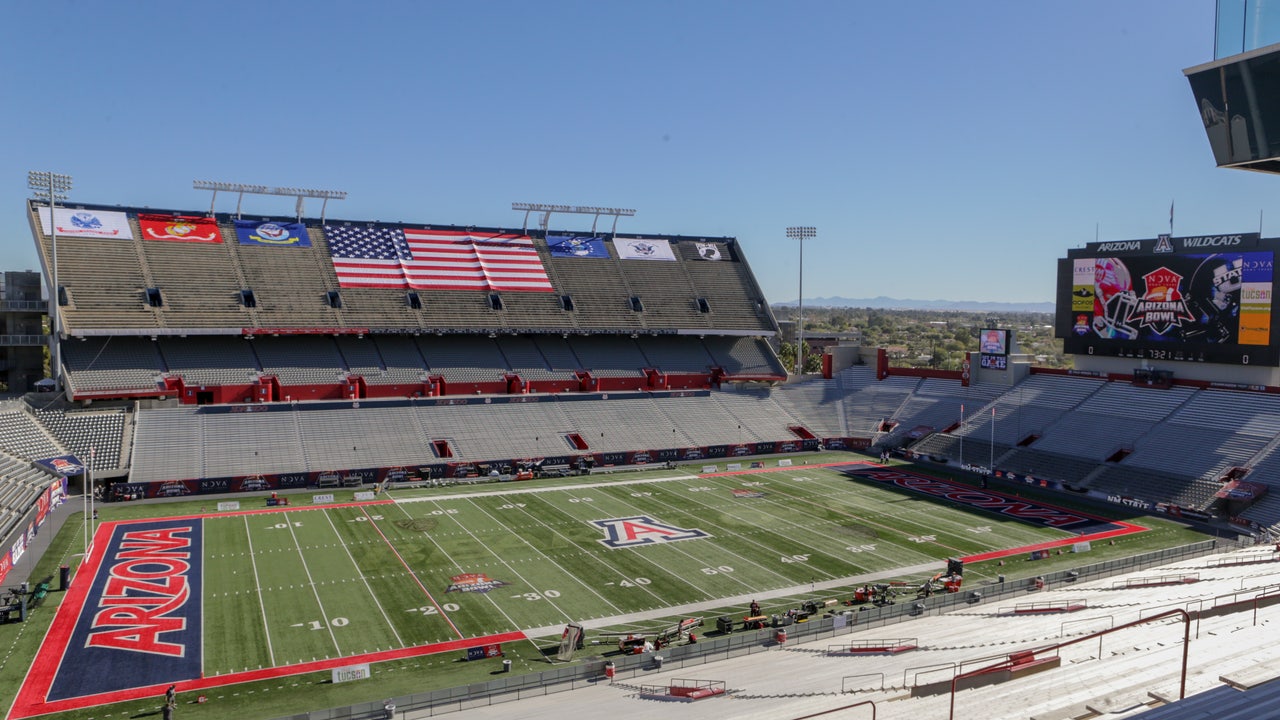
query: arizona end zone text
[
  {"left": 849, "top": 469, "right": 1090, "bottom": 528},
  {"left": 46, "top": 519, "right": 204, "bottom": 702},
  {"left": 86, "top": 526, "right": 194, "bottom": 656}
]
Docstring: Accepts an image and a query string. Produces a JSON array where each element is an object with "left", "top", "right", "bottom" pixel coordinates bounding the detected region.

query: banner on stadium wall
[
  {"left": 694, "top": 242, "right": 722, "bottom": 260},
  {"left": 138, "top": 214, "right": 223, "bottom": 243},
  {"left": 613, "top": 238, "right": 676, "bottom": 261},
  {"left": 548, "top": 235, "right": 608, "bottom": 258},
  {"left": 35, "top": 454, "right": 85, "bottom": 477},
  {"left": 234, "top": 219, "right": 311, "bottom": 247},
  {"left": 1215, "top": 480, "right": 1269, "bottom": 501},
  {"left": 0, "top": 475, "right": 58, "bottom": 585},
  {"left": 37, "top": 207, "right": 135, "bottom": 240}
]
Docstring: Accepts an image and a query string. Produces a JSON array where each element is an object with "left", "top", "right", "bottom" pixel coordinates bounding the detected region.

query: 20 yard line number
[{"left": 409, "top": 604, "right": 461, "bottom": 615}]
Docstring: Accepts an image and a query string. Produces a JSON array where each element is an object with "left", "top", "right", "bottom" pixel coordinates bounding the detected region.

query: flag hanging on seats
[
  {"left": 325, "top": 226, "right": 554, "bottom": 292},
  {"left": 547, "top": 235, "right": 608, "bottom": 259},
  {"left": 138, "top": 214, "right": 223, "bottom": 243},
  {"left": 234, "top": 220, "right": 311, "bottom": 247}
]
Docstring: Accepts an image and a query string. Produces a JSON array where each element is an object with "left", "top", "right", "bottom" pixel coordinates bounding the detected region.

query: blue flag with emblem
[
  {"left": 547, "top": 235, "right": 608, "bottom": 258},
  {"left": 234, "top": 219, "right": 312, "bottom": 247}
]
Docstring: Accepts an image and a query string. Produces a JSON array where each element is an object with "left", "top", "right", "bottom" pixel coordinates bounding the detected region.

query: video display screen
[
  {"left": 1056, "top": 237, "right": 1278, "bottom": 365},
  {"left": 979, "top": 354, "right": 1007, "bottom": 370},
  {"left": 979, "top": 328, "right": 1009, "bottom": 355}
]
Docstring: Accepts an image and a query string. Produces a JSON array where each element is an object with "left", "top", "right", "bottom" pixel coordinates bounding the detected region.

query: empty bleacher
[
  {"left": 31, "top": 405, "right": 128, "bottom": 471},
  {"left": 0, "top": 404, "right": 65, "bottom": 460},
  {"left": 369, "top": 336, "right": 431, "bottom": 384},
  {"left": 417, "top": 335, "right": 510, "bottom": 384},
  {"left": 157, "top": 336, "right": 260, "bottom": 386},
  {"left": 636, "top": 335, "right": 715, "bottom": 374},
  {"left": 703, "top": 336, "right": 786, "bottom": 376},
  {"left": 569, "top": 336, "right": 648, "bottom": 377},
  {"left": 61, "top": 337, "right": 165, "bottom": 394},
  {"left": 251, "top": 336, "right": 347, "bottom": 386}
]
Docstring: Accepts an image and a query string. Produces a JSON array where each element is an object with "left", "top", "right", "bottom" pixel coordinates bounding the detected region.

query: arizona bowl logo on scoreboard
[
  {"left": 592, "top": 516, "right": 710, "bottom": 548},
  {"left": 1056, "top": 234, "right": 1280, "bottom": 365},
  {"left": 47, "top": 519, "right": 203, "bottom": 701}
]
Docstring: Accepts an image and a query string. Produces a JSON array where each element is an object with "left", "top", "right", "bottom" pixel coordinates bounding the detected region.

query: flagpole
[
  {"left": 1169, "top": 199, "right": 1175, "bottom": 236},
  {"left": 81, "top": 468, "right": 88, "bottom": 556},
  {"left": 959, "top": 404, "right": 964, "bottom": 468},
  {"left": 88, "top": 447, "right": 96, "bottom": 551},
  {"left": 989, "top": 406, "right": 996, "bottom": 474}
]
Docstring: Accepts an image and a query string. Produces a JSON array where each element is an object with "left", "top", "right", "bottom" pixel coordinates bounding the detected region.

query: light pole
[
  {"left": 786, "top": 226, "right": 816, "bottom": 376},
  {"left": 28, "top": 171, "right": 73, "bottom": 392}
]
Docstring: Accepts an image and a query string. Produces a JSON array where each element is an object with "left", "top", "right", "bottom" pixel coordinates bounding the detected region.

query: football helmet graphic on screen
[
  {"left": 1092, "top": 258, "right": 1138, "bottom": 339},
  {"left": 1183, "top": 254, "right": 1242, "bottom": 343}
]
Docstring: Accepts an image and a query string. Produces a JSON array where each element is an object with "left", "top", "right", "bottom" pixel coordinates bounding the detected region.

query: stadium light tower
[
  {"left": 511, "top": 202, "right": 636, "bottom": 236},
  {"left": 28, "top": 171, "right": 72, "bottom": 392},
  {"left": 193, "top": 181, "right": 347, "bottom": 222},
  {"left": 786, "top": 226, "right": 817, "bottom": 376}
]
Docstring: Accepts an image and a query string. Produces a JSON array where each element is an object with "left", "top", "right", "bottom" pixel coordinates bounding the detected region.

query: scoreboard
[{"left": 1054, "top": 233, "right": 1279, "bottom": 366}]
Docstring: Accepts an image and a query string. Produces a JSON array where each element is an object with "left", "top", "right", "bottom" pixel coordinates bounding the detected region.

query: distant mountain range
[{"left": 774, "top": 296, "right": 1055, "bottom": 313}]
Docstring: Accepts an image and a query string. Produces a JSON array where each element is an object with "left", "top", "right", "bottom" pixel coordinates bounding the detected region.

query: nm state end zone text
[{"left": 12, "top": 462, "right": 1144, "bottom": 718}]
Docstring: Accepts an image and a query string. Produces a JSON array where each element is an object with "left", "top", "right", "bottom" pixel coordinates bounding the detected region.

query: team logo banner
[
  {"left": 548, "top": 234, "right": 608, "bottom": 258},
  {"left": 234, "top": 219, "right": 311, "bottom": 247},
  {"left": 138, "top": 214, "right": 223, "bottom": 243},
  {"left": 35, "top": 454, "right": 84, "bottom": 477},
  {"left": 37, "top": 207, "right": 134, "bottom": 240},
  {"left": 613, "top": 238, "right": 676, "bottom": 261},
  {"left": 48, "top": 519, "right": 204, "bottom": 701}
]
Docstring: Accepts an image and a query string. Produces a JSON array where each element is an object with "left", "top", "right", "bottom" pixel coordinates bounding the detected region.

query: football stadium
[
  {"left": 2, "top": 188, "right": 1280, "bottom": 720},
  {"left": 9, "top": 6, "right": 1280, "bottom": 720}
]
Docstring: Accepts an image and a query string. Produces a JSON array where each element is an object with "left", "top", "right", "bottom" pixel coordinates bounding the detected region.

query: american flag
[
  {"left": 325, "top": 226, "right": 554, "bottom": 292},
  {"left": 326, "top": 225, "right": 413, "bottom": 288}
]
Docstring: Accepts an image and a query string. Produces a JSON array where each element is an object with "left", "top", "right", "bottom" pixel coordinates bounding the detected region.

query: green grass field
[
  {"left": 202, "top": 463, "right": 1067, "bottom": 671},
  {"left": 0, "top": 457, "right": 1213, "bottom": 720}
]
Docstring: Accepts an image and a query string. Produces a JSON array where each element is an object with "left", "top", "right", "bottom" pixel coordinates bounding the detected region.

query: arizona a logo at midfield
[{"left": 592, "top": 516, "right": 709, "bottom": 548}]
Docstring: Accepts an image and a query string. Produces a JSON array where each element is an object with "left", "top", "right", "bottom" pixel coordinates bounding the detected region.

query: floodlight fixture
[
  {"left": 29, "top": 170, "right": 74, "bottom": 394},
  {"left": 194, "top": 180, "right": 348, "bottom": 222},
  {"left": 512, "top": 202, "right": 636, "bottom": 235},
  {"left": 786, "top": 226, "right": 817, "bottom": 376}
]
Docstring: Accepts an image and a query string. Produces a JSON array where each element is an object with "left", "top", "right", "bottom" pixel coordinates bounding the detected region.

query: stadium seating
[
  {"left": 35, "top": 199, "right": 1280, "bottom": 537},
  {"left": 158, "top": 336, "right": 259, "bottom": 386},
  {"left": 31, "top": 405, "right": 127, "bottom": 471},
  {"left": 61, "top": 337, "right": 165, "bottom": 394},
  {"left": 0, "top": 404, "right": 64, "bottom": 460}
]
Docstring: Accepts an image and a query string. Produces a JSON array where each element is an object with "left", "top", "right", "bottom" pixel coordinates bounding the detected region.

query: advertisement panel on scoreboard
[{"left": 1055, "top": 233, "right": 1280, "bottom": 366}]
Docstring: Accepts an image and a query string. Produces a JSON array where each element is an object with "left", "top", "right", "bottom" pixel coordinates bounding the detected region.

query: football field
[{"left": 13, "top": 461, "right": 1142, "bottom": 717}]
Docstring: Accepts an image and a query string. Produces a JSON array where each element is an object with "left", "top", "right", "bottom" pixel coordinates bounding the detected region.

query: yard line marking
[
  {"left": 661, "top": 471, "right": 910, "bottom": 572},
  {"left": 461, "top": 497, "right": 625, "bottom": 615},
  {"left": 394, "top": 501, "right": 527, "bottom": 636},
  {"left": 360, "top": 506, "right": 463, "bottom": 639},
  {"left": 760, "top": 473, "right": 971, "bottom": 557},
  {"left": 480, "top": 498, "right": 669, "bottom": 605},
  {"left": 243, "top": 516, "right": 276, "bottom": 667},
  {"left": 284, "top": 519, "right": 342, "bottom": 655},
  {"left": 608, "top": 483, "right": 805, "bottom": 586},
  {"left": 522, "top": 491, "right": 718, "bottom": 598},
  {"left": 321, "top": 510, "right": 404, "bottom": 648}
]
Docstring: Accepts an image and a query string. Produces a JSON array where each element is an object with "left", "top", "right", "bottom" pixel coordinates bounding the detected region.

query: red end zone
[
  {"left": 9, "top": 500, "right": 525, "bottom": 720},
  {"left": 702, "top": 460, "right": 1148, "bottom": 562}
]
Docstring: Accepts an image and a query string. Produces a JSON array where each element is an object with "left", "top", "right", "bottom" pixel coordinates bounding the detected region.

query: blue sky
[{"left": 0, "top": 1, "right": 1263, "bottom": 305}]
